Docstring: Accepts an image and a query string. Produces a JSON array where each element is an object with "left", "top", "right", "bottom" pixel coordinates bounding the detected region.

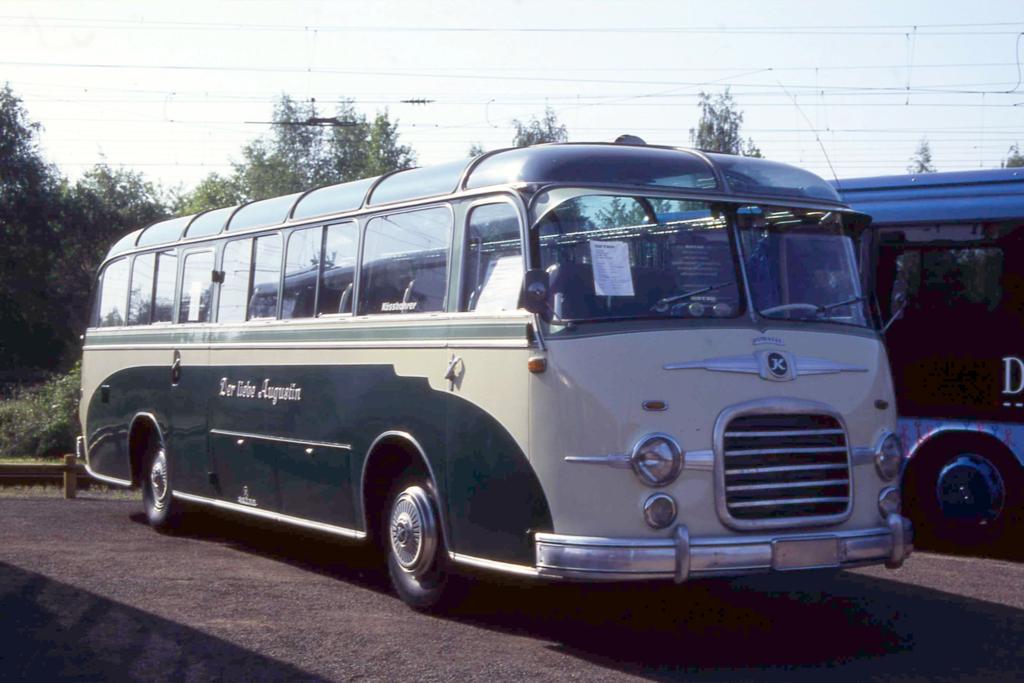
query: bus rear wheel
[
  {"left": 905, "top": 438, "right": 1023, "bottom": 551},
  {"left": 142, "top": 443, "right": 180, "bottom": 532},
  {"left": 384, "top": 480, "right": 451, "bottom": 610}
]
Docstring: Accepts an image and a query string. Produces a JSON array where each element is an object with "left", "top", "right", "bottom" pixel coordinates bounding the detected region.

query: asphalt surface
[{"left": 1, "top": 497, "right": 1023, "bottom": 682}]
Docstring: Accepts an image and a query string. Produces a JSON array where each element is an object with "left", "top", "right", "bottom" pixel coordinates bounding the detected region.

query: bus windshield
[
  {"left": 536, "top": 195, "right": 743, "bottom": 321},
  {"left": 534, "top": 194, "right": 867, "bottom": 327},
  {"left": 736, "top": 206, "right": 867, "bottom": 328}
]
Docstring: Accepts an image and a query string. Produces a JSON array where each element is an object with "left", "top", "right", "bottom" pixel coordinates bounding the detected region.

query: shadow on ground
[
  {"left": 138, "top": 507, "right": 1024, "bottom": 682},
  {"left": 0, "top": 562, "right": 324, "bottom": 682}
]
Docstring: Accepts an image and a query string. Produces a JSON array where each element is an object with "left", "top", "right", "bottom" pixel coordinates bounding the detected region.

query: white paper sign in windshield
[
  {"left": 474, "top": 256, "right": 522, "bottom": 312},
  {"left": 589, "top": 240, "right": 635, "bottom": 296}
]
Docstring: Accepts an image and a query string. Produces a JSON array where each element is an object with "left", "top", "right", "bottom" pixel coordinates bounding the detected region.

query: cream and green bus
[{"left": 79, "top": 142, "right": 912, "bottom": 609}]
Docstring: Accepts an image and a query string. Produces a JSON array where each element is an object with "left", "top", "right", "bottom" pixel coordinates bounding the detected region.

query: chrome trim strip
[
  {"left": 794, "top": 357, "right": 869, "bottom": 375},
  {"left": 724, "top": 428, "right": 844, "bottom": 438},
  {"left": 565, "top": 448, "right": 714, "bottom": 471},
  {"left": 664, "top": 355, "right": 757, "bottom": 373},
  {"left": 713, "top": 398, "right": 854, "bottom": 531},
  {"left": 726, "top": 478, "right": 849, "bottom": 492},
  {"left": 685, "top": 450, "right": 714, "bottom": 471},
  {"left": 725, "top": 445, "right": 847, "bottom": 457},
  {"left": 172, "top": 491, "right": 367, "bottom": 540},
  {"left": 727, "top": 462, "right": 846, "bottom": 475},
  {"left": 447, "top": 552, "right": 541, "bottom": 577},
  {"left": 86, "top": 339, "right": 530, "bottom": 351},
  {"left": 851, "top": 446, "right": 875, "bottom": 466},
  {"left": 665, "top": 355, "right": 868, "bottom": 377},
  {"left": 209, "top": 429, "right": 352, "bottom": 452},
  {"left": 728, "top": 496, "right": 849, "bottom": 509},
  {"left": 563, "top": 453, "right": 631, "bottom": 468},
  {"left": 83, "top": 462, "right": 132, "bottom": 487}
]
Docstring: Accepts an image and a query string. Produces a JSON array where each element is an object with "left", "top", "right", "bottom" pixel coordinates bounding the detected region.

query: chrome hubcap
[
  {"left": 389, "top": 486, "right": 437, "bottom": 577},
  {"left": 149, "top": 449, "right": 168, "bottom": 509}
]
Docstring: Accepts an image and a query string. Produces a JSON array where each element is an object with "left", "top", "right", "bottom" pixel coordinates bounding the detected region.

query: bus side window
[
  {"left": 127, "top": 253, "right": 155, "bottom": 325},
  {"left": 282, "top": 226, "right": 322, "bottom": 320},
  {"left": 461, "top": 203, "right": 522, "bottom": 312},
  {"left": 219, "top": 238, "right": 252, "bottom": 323},
  {"left": 248, "top": 234, "right": 282, "bottom": 320},
  {"left": 317, "top": 222, "right": 358, "bottom": 316},
  {"left": 178, "top": 251, "right": 215, "bottom": 323},
  {"left": 152, "top": 251, "right": 177, "bottom": 323},
  {"left": 96, "top": 258, "right": 129, "bottom": 327},
  {"left": 360, "top": 207, "right": 452, "bottom": 315}
]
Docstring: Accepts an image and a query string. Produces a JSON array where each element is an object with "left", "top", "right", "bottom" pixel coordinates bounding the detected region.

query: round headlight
[
  {"left": 630, "top": 434, "right": 684, "bottom": 487},
  {"left": 643, "top": 493, "right": 677, "bottom": 529},
  {"left": 879, "top": 486, "right": 901, "bottom": 518},
  {"left": 875, "top": 432, "right": 903, "bottom": 481}
]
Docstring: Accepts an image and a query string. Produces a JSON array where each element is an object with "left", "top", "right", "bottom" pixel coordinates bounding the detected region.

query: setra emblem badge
[
  {"left": 756, "top": 350, "right": 795, "bottom": 382},
  {"left": 767, "top": 352, "right": 789, "bottom": 377}
]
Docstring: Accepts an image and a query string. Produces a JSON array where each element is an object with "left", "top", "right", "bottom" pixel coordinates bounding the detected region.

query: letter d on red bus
[{"left": 1003, "top": 356, "right": 1024, "bottom": 395}]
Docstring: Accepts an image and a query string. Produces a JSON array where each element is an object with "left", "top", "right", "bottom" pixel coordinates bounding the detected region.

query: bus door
[{"left": 443, "top": 201, "right": 536, "bottom": 562}]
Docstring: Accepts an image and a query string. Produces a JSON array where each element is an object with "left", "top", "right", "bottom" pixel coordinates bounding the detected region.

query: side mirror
[
  {"left": 519, "top": 268, "right": 550, "bottom": 317},
  {"left": 882, "top": 289, "right": 908, "bottom": 333}
]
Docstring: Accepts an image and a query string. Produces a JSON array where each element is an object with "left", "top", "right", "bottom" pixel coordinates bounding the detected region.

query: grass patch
[
  {"left": 0, "top": 484, "right": 140, "bottom": 500},
  {"left": 0, "top": 363, "right": 80, "bottom": 459},
  {"left": 0, "top": 456, "right": 59, "bottom": 464}
]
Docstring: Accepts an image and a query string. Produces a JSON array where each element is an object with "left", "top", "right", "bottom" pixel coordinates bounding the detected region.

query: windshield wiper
[
  {"left": 817, "top": 295, "right": 864, "bottom": 317},
  {"left": 651, "top": 281, "right": 733, "bottom": 313}
]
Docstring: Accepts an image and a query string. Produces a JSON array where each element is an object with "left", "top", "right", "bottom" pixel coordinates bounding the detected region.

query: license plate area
[{"left": 771, "top": 537, "right": 840, "bottom": 570}]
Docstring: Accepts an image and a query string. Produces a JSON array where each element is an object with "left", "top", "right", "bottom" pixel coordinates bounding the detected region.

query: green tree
[
  {"left": 908, "top": 137, "right": 936, "bottom": 174},
  {"left": 512, "top": 107, "right": 568, "bottom": 147},
  {"left": 0, "top": 86, "right": 168, "bottom": 371},
  {"left": 0, "top": 84, "right": 67, "bottom": 370},
  {"left": 689, "top": 89, "right": 761, "bottom": 157},
  {"left": 1003, "top": 143, "right": 1024, "bottom": 168},
  {"left": 467, "top": 142, "right": 486, "bottom": 157},
  {"left": 228, "top": 96, "right": 416, "bottom": 201},
  {"left": 170, "top": 172, "right": 243, "bottom": 215},
  {"left": 58, "top": 163, "right": 166, "bottom": 344}
]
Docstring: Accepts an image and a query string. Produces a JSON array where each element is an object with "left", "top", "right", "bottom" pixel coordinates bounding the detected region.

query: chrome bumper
[{"left": 535, "top": 514, "right": 913, "bottom": 582}]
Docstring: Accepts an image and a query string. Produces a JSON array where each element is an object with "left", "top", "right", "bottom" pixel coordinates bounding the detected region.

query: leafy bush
[{"left": 0, "top": 363, "right": 80, "bottom": 459}]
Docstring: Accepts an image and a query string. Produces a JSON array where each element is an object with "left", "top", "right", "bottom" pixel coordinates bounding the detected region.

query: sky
[{"left": 2, "top": 0, "right": 1023, "bottom": 194}]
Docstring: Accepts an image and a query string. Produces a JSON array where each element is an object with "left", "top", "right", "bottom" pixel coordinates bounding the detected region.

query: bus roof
[
  {"left": 109, "top": 142, "right": 845, "bottom": 260},
  {"left": 832, "top": 168, "right": 1024, "bottom": 226}
]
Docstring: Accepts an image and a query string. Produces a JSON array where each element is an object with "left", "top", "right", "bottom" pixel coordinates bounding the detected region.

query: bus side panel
[{"left": 83, "top": 363, "right": 170, "bottom": 483}]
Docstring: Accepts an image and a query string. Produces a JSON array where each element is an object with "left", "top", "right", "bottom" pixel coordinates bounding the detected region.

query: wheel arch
[
  {"left": 902, "top": 426, "right": 1021, "bottom": 489},
  {"left": 359, "top": 430, "right": 450, "bottom": 546},
  {"left": 127, "top": 412, "right": 167, "bottom": 488}
]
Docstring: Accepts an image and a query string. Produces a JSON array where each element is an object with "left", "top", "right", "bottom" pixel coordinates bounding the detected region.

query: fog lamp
[
  {"left": 643, "top": 493, "right": 677, "bottom": 529},
  {"left": 878, "top": 486, "right": 901, "bottom": 518},
  {"left": 630, "top": 434, "right": 684, "bottom": 487},
  {"left": 875, "top": 432, "right": 903, "bottom": 481}
]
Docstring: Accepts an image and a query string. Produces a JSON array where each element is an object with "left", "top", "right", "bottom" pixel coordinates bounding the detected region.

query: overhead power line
[{"left": 1, "top": 15, "right": 1022, "bottom": 35}]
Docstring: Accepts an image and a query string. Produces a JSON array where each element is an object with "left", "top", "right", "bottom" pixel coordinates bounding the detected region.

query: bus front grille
[{"left": 721, "top": 413, "right": 851, "bottom": 526}]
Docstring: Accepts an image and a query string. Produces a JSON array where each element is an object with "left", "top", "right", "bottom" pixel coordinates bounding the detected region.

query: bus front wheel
[
  {"left": 384, "top": 480, "right": 451, "bottom": 610},
  {"left": 905, "top": 437, "right": 1023, "bottom": 551}
]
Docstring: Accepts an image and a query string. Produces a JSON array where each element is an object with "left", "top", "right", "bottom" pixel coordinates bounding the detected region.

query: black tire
[
  {"left": 142, "top": 440, "right": 181, "bottom": 532},
  {"left": 383, "top": 477, "right": 454, "bottom": 611},
  {"left": 903, "top": 437, "right": 1023, "bottom": 552}
]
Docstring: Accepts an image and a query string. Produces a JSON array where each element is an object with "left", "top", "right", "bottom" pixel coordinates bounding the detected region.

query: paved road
[{"left": 2, "top": 497, "right": 1022, "bottom": 682}]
